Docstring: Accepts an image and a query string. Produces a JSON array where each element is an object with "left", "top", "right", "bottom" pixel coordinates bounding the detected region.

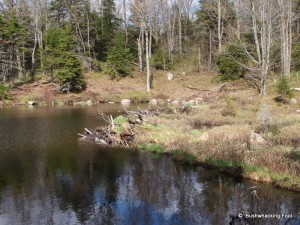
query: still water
[{"left": 0, "top": 105, "right": 299, "bottom": 225}]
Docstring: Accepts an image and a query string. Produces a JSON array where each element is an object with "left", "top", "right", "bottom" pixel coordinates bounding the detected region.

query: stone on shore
[
  {"left": 27, "top": 101, "right": 38, "bottom": 106},
  {"left": 149, "top": 99, "right": 157, "bottom": 105},
  {"left": 121, "top": 99, "right": 131, "bottom": 105}
]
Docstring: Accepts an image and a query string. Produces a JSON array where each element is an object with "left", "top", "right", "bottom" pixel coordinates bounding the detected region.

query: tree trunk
[
  {"left": 138, "top": 29, "right": 143, "bottom": 72},
  {"left": 178, "top": 1, "right": 182, "bottom": 55},
  {"left": 218, "top": 0, "right": 222, "bottom": 51},
  {"left": 145, "top": 30, "right": 151, "bottom": 93}
]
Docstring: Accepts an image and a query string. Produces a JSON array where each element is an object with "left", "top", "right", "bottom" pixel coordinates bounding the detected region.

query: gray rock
[
  {"left": 86, "top": 100, "right": 93, "bottom": 105},
  {"left": 121, "top": 99, "right": 131, "bottom": 105},
  {"left": 167, "top": 72, "right": 174, "bottom": 81},
  {"left": 296, "top": 110, "right": 300, "bottom": 113},
  {"left": 290, "top": 98, "right": 298, "bottom": 104},
  {"left": 149, "top": 99, "right": 157, "bottom": 105},
  {"left": 292, "top": 88, "right": 300, "bottom": 91},
  {"left": 27, "top": 101, "right": 38, "bottom": 106}
]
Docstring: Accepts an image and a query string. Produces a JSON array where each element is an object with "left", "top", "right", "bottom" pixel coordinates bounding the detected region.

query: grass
[
  {"left": 18, "top": 92, "right": 44, "bottom": 103},
  {"left": 133, "top": 84, "right": 300, "bottom": 191},
  {"left": 123, "top": 90, "right": 150, "bottom": 103},
  {"left": 138, "top": 143, "right": 164, "bottom": 154}
]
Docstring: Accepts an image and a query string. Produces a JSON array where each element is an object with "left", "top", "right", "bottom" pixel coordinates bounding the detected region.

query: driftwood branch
[
  {"left": 206, "top": 83, "right": 227, "bottom": 95},
  {"left": 184, "top": 84, "right": 210, "bottom": 91}
]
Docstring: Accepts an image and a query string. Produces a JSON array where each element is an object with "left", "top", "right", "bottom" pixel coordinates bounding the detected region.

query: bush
[
  {"left": 216, "top": 44, "right": 248, "bottom": 81},
  {"left": 0, "top": 84, "right": 11, "bottom": 100},
  {"left": 221, "top": 97, "right": 237, "bottom": 117},
  {"left": 150, "top": 49, "right": 172, "bottom": 70},
  {"left": 277, "top": 76, "right": 293, "bottom": 99}
]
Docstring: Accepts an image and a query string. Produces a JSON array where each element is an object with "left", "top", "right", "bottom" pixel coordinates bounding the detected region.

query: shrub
[
  {"left": 150, "top": 49, "right": 172, "bottom": 70},
  {"left": 221, "top": 97, "right": 237, "bottom": 117},
  {"left": 216, "top": 44, "right": 248, "bottom": 81},
  {"left": 0, "top": 84, "right": 11, "bottom": 100},
  {"left": 277, "top": 76, "right": 293, "bottom": 99}
]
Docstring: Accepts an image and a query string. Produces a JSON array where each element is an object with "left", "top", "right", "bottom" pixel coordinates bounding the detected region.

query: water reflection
[{"left": 0, "top": 106, "right": 299, "bottom": 225}]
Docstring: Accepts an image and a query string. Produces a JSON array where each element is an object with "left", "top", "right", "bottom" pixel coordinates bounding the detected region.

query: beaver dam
[{"left": 78, "top": 107, "right": 189, "bottom": 148}]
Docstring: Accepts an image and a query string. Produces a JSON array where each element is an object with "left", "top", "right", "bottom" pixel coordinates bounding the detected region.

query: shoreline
[{"left": 80, "top": 107, "right": 300, "bottom": 193}]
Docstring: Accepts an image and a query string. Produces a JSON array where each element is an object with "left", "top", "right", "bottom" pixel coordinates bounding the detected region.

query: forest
[{"left": 0, "top": 0, "right": 299, "bottom": 97}]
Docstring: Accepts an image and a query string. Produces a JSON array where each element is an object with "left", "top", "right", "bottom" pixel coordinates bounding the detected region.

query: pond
[{"left": 0, "top": 105, "right": 299, "bottom": 225}]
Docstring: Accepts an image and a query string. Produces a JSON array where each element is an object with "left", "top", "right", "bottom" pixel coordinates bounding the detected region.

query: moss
[{"left": 113, "top": 115, "right": 128, "bottom": 125}]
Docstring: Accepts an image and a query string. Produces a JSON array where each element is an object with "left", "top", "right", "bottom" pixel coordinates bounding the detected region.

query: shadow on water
[{"left": 0, "top": 105, "right": 299, "bottom": 225}]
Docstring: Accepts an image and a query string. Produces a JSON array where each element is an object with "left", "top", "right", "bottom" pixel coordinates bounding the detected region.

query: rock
[
  {"left": 250, "top": 132, "right": 265, "bottom": 147},
  {"left": 75, "top": 101, "right": 85, "bottom": 105},
  {"left": 108, "top": 101, "right": 114, "bottom": 104},
  {"left": 86, "top": 100, "right": 93, "bottom": 105},
  {"left": 166, "top": 98, "right": 171, "bottom": 103},
  {"left": 292, "top": 88, "right": 300, "bottom": 91},
  {"left": 189, "top": 100, "right": 196, "bottom": 104},
  {"left": 172, "top": 100, "right": 179, "bottom": 105},
  {"left": 167, "top": 72, "right": 174, "bottom": 81},
  {"left": 27, "top": 101, "right": 38, "bottom": 106},
  {"left": 290, "top": 98, "right": 298, "bottom": 104},
  {"left": 149, "top": 99, "right": 157, "bottom": 105},
  {"left": 296, "top": 110, "right": 300, "bottom": 113},
  {"left": 121, "top": 99, "right": 131, "bottom": 105}
]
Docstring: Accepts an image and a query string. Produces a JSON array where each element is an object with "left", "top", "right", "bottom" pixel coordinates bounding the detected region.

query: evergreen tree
[
  {"left": 0, "top": 12, "right": 28, "bottom": 81},
  {"left": 107, "top": 31, "right": 133, "bottom": 77},
  {"left": 92, "top": 0, "right": 120, "bottom": 60},
  {"left": 44, "top": 24, "right": 85, "bottom": 92}
]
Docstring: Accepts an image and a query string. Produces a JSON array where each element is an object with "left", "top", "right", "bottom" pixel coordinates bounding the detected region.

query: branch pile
[{"left": 78, "top": 108, "right": 171, "bottom": 148}]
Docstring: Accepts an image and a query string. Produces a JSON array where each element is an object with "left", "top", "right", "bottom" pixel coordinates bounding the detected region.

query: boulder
[
  {"left": 27, "top": 101, "right": 38, "bottom": 106},
  {"left": 86, "top": 100, "right": 94, "bottom": 105},
  {"left": 290, "top": 98, "right": 298, "bottom": 104},
  {"left": 149, "top": 99, "right": 157, "bottom": 105},
  {"left": 121, "top": 99, "right": 131, "bottom": 105},
  {"left": 292, "top": 88, "right": 300, "bottom": 92},
  {"left": 167, "top": 72, "right": 174, "bottom": 81}
]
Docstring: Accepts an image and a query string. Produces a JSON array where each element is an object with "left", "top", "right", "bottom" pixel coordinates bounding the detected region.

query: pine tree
[
  {"left": 44, "top": 24, "right": 85, "bottom": 92},
  {"left": 107, "top": 31, "right": 133, "bottom": 77},
  {"left": 92, "top": 0, "right": 120, "bottom": 60}
]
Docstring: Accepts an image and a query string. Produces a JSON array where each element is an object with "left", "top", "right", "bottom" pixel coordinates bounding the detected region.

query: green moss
[
  {"left": 114, "top": 125, "right": 124, "bottom": 132},
  {"left": 113, "top": 115, "right": 128, "bottom": 125},
  {"left": 183, "top": 153, "right": 197, "bottom": 163},
  {"left": 138, "top": 143, "right": 164, "bottom": 154}
]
